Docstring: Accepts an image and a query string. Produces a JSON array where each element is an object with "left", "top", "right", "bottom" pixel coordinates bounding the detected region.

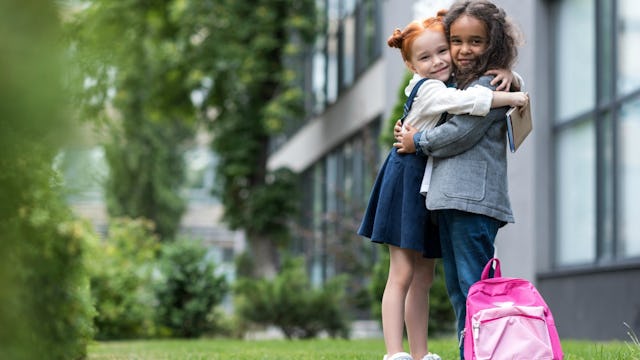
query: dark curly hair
[{"left": 444, "top": 0, "right": 523, "bottom": 89}]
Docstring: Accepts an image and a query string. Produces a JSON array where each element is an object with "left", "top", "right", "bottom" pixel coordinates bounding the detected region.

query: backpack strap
[
  {"left": 400, "top": 77, "right": 428, "bottom": 124},
  {"left": 481, "top": 257, "right": 502, "bottom": 280}
]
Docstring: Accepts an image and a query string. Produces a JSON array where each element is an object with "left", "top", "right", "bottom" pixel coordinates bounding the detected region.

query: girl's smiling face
[
  {"left": 404, "top": 29, "right": 452, "bottom": 82},
  {"left": 449, "top": 14, "right": 488, "bottom": 73}
]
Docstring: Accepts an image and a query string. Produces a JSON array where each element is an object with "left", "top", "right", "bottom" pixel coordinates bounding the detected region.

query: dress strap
[{"left": 400, "top": 77, "right": 428, "bottom": 124}]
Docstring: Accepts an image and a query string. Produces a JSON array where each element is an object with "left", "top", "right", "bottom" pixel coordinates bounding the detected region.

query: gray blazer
[{"left": 415, "top": 75, "right": 514, "bottom": 224}]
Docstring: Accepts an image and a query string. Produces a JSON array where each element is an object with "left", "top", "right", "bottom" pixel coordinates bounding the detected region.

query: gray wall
[
  {"left": 492, "top": 0, "right": 548, "bottom": 282},
  {"left": 538, "top": 266, "right": 640, "bottom": 340}
]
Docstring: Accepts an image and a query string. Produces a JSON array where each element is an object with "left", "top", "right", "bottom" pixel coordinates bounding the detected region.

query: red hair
[{"left": 387, "top": 10, "right": 448, "bottom": 62}]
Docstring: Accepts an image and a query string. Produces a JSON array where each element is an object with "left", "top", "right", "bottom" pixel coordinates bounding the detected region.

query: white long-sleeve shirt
[
  {"left": 403, "top": 73, "right": 493, "bottom": 132},
  {"left": 401, "top": 73, "right": 494, "bottom": 194}
]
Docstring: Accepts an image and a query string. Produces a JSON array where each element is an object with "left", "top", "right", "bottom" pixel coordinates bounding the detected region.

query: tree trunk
[{"left": 248, "top": 233, "right": 278, "bottom": 279}]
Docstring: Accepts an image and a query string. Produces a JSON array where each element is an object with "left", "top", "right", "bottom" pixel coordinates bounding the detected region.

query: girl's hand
[
  {"left": 485, "top": 69, "right": 516, "bottom": 91},
  {"left": 510, "top": 92, "right": 529, "bottom": 108},
  {"left": 393, "top": 120, "right": 403, "bottom": 142},
  {"left": 393, "top": 122, "right": 418, "bottom": 154}
]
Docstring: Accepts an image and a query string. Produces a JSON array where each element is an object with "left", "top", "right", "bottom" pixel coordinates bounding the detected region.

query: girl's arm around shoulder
[
  {"left": 414, "top": 76, "right": 510, "bottom": 158},
  {"left": 485, "top": 69, "right": 526, "bottom": 91},
  {"left": 413, "top": 79, "right": 493, "bottom": 117},
  {"left": 492, "top": 91, "right": 529, "bottom": 108}
]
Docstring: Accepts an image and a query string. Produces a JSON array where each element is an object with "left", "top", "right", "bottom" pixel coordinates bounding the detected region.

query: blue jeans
[{"left": 436, "top": 209, "right": 501, "bottom": 359}]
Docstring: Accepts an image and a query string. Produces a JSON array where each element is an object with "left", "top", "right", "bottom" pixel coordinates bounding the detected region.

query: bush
[
  {"left": 0, "top": 188, "right": 96, "bottom": 360},
  {"left": 154, "top": 239, "right": 229, "bottom": 338},
  {"left": 370, "top": 247, "right": 455, "bottom": 336},
  {"left": 89, "top": 218, "right": 160, "bottom": 339},
  {"left": 235, "top": 257, "right": 350, "bottom": 339},
  {"left": 0, "top": 1, "right": 95, "bottom": 358}
]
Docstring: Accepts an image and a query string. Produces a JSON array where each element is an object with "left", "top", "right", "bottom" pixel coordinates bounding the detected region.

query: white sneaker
[
  {"left": 421, "top": 353, "right": 442, "bottom": 360},
  {"left": 384, "top": 352, "right": 413, "bottom": 360}
]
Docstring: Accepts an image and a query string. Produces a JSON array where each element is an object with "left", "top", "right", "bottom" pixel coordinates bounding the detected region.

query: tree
[
  {"left": 182, "top": 0, "right": 317, "bottom": 277},
  {"left": 65, "top": 0, "right": 196, "bottom": 241}
]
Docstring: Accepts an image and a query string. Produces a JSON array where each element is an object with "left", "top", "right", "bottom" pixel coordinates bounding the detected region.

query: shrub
[
  {"left": 155, "top": 239, "right": 228, "bottom": 338},
  {"left": 89, "top": 218, "right": 160, "bottom": 339},
  {"left": 235, "top": 257, "right": 350, "bottom": 339},
  {"left": 0, "top": 187, "right": 96, "bottom": 360},
  {"left": 0, "top": 1, "right": 95, "bottom": 358}
]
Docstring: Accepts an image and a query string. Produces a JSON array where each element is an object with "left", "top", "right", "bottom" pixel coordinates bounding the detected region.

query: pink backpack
[{"left": 463, "top": 258, "right": 563, "bottom": 360}]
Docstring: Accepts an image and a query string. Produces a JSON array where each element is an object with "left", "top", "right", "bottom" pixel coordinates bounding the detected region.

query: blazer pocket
[{"left": 442, "top": 160, "right": 486, "bottom": 201}]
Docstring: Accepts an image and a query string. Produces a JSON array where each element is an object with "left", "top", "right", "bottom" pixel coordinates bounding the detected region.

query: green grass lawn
[{"left": 88, "top": 338, "right": 640, "bottom": 360}]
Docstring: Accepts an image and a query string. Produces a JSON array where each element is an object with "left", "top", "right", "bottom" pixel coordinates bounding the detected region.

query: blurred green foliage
[
  {"left": 89, "top": 218, "right": 229, "bottom": 340},
  {"left": 0, "top": 1, "right": 95, "bottom": 358},
  {"left": 65, "top": 0, "right": 318, "bottom": 275},
  {"left": 155, "top": 239, "right": 228, "bottom": 338},
  {"left": 380, "top": 71, "right": 414, "bottom": 146},
  {"left": 88, "top": 218, "right": 160, "bottom": 339},
  {"left": 65, "top": 0, "right": 197, "bottom": 241},
  {"left": 182, "top": 0, "right": 318, "bottom": 276},
  {"left": 235, "top": 257, "right": 350, "bottom": 339}
]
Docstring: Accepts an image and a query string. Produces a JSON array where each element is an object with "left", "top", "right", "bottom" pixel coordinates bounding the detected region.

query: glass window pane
[
  {"left": 555, "top": 0, "right": 595, "bottom": 122},
  {"left": 312, "top": 37, "right": 327, "bottom": 114},
  {"left": 326, "top": 0, "right": 339, "bottom": 103},
  {"left": 311, "top": 163, "right": 324, "bottom": 286},
  {"left": 341, "top": 14, "right": 355, "bottom": 87},
  {"left": 327, "top": 37, "right": 338, "bottom": 102},
  {"left": 618, "top": 0, "right": 640, "bottom": 96},
  {"left": 342, "top": 0, "right": 356, "bottom": 15},
  {"left": 343, "top": 142, "right": 354, "bottom": 204},
  {"left": 556, "top": 120, "right": 596, "bottom": 265},
  {"left": 599, "top": 113, "right": 615, "bottom": 260},
  {"left": 599, "top": 0, "right": 614, "bottom": 103},
  {"left": 618, "top": 98, "right": 640, "bottom": 258}
]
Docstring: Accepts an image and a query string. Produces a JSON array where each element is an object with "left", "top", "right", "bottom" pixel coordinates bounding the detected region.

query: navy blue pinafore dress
[{"left": 357, "top": 78, "right": 441, "bottom": 258}]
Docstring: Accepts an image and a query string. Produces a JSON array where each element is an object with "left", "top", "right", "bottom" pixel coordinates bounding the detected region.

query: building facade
[{"left": 267, "top": 0, "right": 640, "bottom": 340}]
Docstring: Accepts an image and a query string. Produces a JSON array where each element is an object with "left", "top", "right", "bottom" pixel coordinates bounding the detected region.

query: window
[
  {"left": 312, "top": 34, "right": 327, "bottom": 114},
  {"left": 184, "top": 145, "right": 217, "bottom": 204},
  {"left": 618, "top": 98, "right": 640, "bottom": 258},
  {"left": 296, "top": 123, "right": 380, "bottom": 285},
  {"left": 311, "top": 0, "right": 381, "bottom": 112},
  {"left": 270, "top": 0, "right": 382, "bottom": 153},
  {"left": 326, "top": 0, "right": 340, "bottom": 104},
  {"left": 553, "top": 0, "right": 640, "bottom": 266},
  {"left": 356, "top": 0, "right": 381, "bottom": 74},
  {"left": 340, "top": 0, "right": 357, "bottom": 87},
  {"left": 555, "top": 0, "right": 595, "bottom": 123},
  {"left": 618, "top": 0, "right": 640, "bottom": 96},
  {"left": 555, "top": 119, "right": 596, "bottom": 264}
]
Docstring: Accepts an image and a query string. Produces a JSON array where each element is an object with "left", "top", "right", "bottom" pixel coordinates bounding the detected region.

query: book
[{"left": 506, "top": 101, "right": 532, "bottom": 153}]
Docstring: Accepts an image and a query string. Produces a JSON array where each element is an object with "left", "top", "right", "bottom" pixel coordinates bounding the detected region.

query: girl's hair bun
[{"left": 387, "top": 28, "right": 403, "bottom": 49}]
